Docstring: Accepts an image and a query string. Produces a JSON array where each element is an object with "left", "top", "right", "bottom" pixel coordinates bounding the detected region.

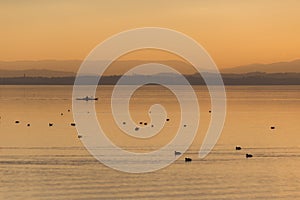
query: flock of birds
[
  {"left": 178, "top": 125, "right": 276, "bottom": 162},
  {"left": 12, "top": 109, "right": 73, "bottom": 128},
  {"left": 7, "top": 108, "right": 277, "bottom": 163},
  {"left": 179, "top": 145, "right": 255, "bottom": 163}
]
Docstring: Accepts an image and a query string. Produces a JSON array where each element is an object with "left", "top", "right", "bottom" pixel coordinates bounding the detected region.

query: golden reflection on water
[{"left": 0, "top": 85, "right": 299, "bottom": 199}]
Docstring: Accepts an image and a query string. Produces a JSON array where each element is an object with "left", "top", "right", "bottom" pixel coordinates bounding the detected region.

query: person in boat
[{"left": 76, "top": 96, "right": 98, "bottom": 101}]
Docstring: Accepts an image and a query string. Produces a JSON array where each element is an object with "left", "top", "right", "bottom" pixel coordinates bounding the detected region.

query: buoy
[
  {"left": 68, "top": 109, "right": 70, "bottom": 112},
  {"left": 209, "top": 110, "right": 211, "bottom": 113},
  {"left": 183, "top": 124, "right": 187, "bottom": 127},
  {"left": 246, "top": 153, "right": 253, "bottom": 158},
  {"left": 175, "top": 151, "right": 182, "bottom": 156},
  {"left": 122, "top": 122, "right": 126, "bottom": 125},
  {"left": 139, "top": 122, "right": 143, "bottom": 125},
  {"left": 270, "top": 126, "right": 275, "bottom": 130},
  {"left": 70, "top": 123, "right": 76, "bottom": 126},
  {"left": 49, "top": 123, "right": 53, "bottom": 127},
  {"left": 144, "top": 122, "right": 147, "bottom": 125},
  {"left": 27, "top": 124, "right": 30, "bottom": 127},
  {"left": 135, "top": 127, "right": 139, "bottom": 131},
  {"left": 151, "top": 125, "right": 154, "bottom": 127},
  {"left": 166, "top": 118, "right": 170, "bottom": 122},
  {"left": 185, "top": 157, "right": 192, "bottom": 162},
  {"left": 235, "top": 146, "right": 242, "bottom": 150},
  {"left": 78, "top": 135, "right": 82, "bottom": 139},
  {"left": 61, "top": 113, "right": 64, "bottom": 116},
  {"left": 15, "top": 120, "right": 20, "bottom": 124}
]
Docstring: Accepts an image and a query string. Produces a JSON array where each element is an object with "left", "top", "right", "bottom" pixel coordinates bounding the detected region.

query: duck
[
  {"left": 246, "top": 153, "right": 253, "bottom": 158},
  {"left": 185, "top": 157, "right": 192, "bottom": 162},
  {"left": 235, "top": 146, "right": 242, "bottom": 150}
]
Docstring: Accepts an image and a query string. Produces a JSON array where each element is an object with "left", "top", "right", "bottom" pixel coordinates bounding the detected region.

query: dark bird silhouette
[
  {"left": 185, "top": 157, "right": 192, "bottom": 162},
  {"left": 246, "top": 153, "right": 253, "bottom": 158},
  {"left": 236, "top": 146, "right": 242, "bottom": 150}
]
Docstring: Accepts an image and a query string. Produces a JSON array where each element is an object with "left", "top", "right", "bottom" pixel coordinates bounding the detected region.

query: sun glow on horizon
[{"left": 0, "top": 0, "right": 300, "bottom": 69}]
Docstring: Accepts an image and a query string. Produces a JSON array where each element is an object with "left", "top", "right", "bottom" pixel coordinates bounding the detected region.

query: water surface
[{"left": 0, "top": 85, "right": 299, "bottom": 199}]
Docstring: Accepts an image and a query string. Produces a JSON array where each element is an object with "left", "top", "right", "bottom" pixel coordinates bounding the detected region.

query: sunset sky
[{"left": 1, "top": 0, "right": 300, "bottom": 69}]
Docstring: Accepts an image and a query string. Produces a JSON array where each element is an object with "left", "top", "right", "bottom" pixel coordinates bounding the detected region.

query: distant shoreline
[{"left": 0, "top": 73, "right": 299, "bottom": 85}]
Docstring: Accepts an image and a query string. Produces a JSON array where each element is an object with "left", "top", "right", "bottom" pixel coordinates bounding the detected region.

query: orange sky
[{"left": 0, "top": 0, "right": 300, "bottom": 68}]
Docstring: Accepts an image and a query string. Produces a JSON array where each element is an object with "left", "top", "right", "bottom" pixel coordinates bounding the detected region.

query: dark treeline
[{"left": 0, "top": 72, "right": 299, "bottom": 85}]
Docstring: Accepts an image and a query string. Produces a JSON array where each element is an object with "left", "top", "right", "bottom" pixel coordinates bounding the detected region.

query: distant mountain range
[
  {"left": 0, "top": 59, "right": 299, "bottom": 77},
  {"left": 0, "top": 60, "right": 81, "bottom": 73},
  {"left": 0, "top": 69, "right": 75, "bottom": 78},
  {"left": 0, "top": 60, "right": 194, "bottom": 77},
  {"left": 221, "top": 59, "right": 300, "bottom": 73}
]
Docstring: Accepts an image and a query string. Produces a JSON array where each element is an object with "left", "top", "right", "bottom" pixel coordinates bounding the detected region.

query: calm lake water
[{"left": 0, "top": 85, "right": 299, "bottom": 199}]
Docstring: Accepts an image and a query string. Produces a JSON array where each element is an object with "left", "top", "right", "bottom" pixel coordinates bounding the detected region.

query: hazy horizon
[{"left": 0, "top": 58, "right": 299, "bottom": 75}]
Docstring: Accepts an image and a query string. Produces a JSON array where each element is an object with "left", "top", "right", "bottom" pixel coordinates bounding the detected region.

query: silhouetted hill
[
  {"left": 0, "top": 60, "right": 81, "bottom": 72},
  {"left": 0, "top": 69, "right": 75, "bottom": 77},
  {"left": 222, "top": 59, "right": 300, "bottom": 73},
  {"left": 0, "top": 60, "right": 194, "bottom": 75},
  {"left": 0, "top": 59, "right": 300, "bottom": 78}
]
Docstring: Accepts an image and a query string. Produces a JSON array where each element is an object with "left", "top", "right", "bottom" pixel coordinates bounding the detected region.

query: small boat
[{"left": 76, "top": 96, "right": 98, "bottom": 101}]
